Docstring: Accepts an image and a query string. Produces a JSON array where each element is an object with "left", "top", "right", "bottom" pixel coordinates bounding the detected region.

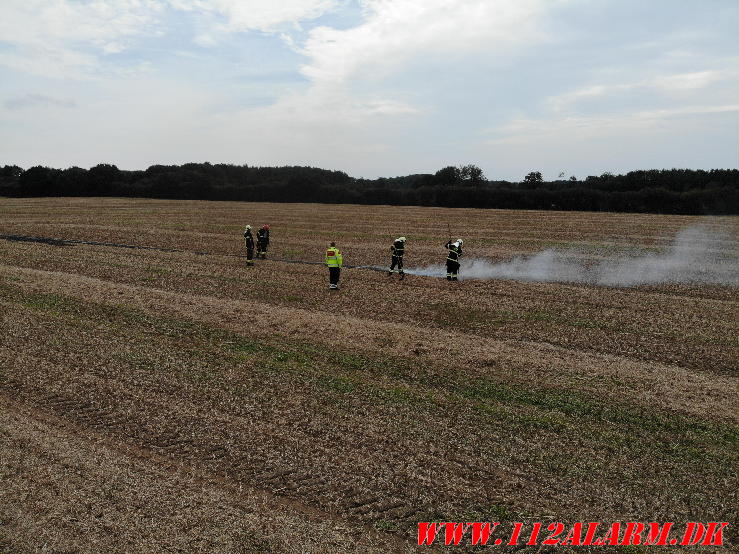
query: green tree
[
  {"left": 434, "top": 166, "right": 462, "bottom": 186},
  {"left": 460, "top": 164, "right": 486, "bottom": 184},
  {"left": 524, "top": 171, "right": 543, "bottom": 183}
]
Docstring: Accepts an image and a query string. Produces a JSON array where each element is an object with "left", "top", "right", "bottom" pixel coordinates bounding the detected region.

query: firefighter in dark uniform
[
  {"left": 243, "top": 225, "right": 255, "bottom": 266},
  {"left": 445, "top": 239, "right": 463, "bottom": 281},
  {"left": 256, "top": 224, "right": 270, "bottom": 259},
  {"left": 388, "top": 236, "right": 407, "bottom": 279}
]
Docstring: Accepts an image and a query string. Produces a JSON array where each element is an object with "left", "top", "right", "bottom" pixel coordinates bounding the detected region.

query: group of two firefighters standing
[
  {"left": 243, "top": 225, "right": 464, "bottom": 289},
  {"left": 242, "top": 224, "right": 270, "bottom": 266}
]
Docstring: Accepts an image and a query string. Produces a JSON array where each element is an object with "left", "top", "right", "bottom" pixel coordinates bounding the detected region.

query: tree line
[{"left": 1, "top": 163, "right": 737, "bottom": 215}]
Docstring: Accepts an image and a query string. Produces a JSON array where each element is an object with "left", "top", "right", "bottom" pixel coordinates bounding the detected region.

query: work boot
[
  {"left": 399, "top": 272, "right": 405, "bottom": 280},
  {"left": 388, "top": 270, "right": 392, "bottom": 276}
]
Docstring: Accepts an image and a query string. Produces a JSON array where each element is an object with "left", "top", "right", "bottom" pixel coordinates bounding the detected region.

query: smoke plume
[{"left": 407, "top": 225, "right": 737, "bottom": 287}]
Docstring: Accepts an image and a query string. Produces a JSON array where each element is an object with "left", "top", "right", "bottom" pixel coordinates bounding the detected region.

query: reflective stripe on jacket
[
  {"left": 446, "top": 243, "right": 462, "bottom": 262},
  {"left": 325, "top": 247, "right": 343, "bottom": 267}
]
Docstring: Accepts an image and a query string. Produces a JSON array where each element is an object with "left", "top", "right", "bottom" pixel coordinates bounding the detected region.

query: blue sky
[{"left": 1, "top": 0, "right": 737, "bottom": 180}]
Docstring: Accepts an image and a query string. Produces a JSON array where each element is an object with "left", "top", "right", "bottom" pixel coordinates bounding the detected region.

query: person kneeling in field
[{"left": 325, "top": 242, "right": 343, "bottom": 290}]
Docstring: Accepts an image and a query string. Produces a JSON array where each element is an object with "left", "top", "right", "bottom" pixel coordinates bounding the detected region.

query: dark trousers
[
  {"left": 329, "top": 267, "right": 341, "bottom": 286},
  {"left": 446, "top": 260, "right": 459, "bottom": 281},
  {"left": 246, "top": 247, "right": 254, "bottom": 265},
  {"left": 257, "top": 242, "right": 267, "bottom": 258},
  {"left": 390, "top": 255, "right": 404, "bottom": 273}
]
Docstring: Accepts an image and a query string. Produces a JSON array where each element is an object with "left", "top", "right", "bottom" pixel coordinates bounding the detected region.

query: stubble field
[{"left": 0, "top": 197, "right": 737, "bottom": 552}]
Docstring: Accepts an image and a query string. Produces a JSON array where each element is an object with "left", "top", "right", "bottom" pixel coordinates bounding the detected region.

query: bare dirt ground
[{"left": 0, "top": 198, "right": 736, "bottom": 552}]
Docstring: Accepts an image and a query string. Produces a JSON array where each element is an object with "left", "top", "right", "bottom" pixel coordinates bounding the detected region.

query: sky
[{"left": 0, "top": 0, "right": 737, "bottom": 181}]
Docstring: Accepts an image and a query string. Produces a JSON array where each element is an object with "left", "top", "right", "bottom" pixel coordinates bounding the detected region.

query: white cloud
[
  {"left": 489, "top": 104, "right": 739, "bottom": 146},
  {"left": 171, "top": 0, "right": 340, "bottom": 33},
  {"left": 262, "top": 0, "right": 566, "bottom": 125},
  {"left": 264, "top": 87, "right": 421, "bottom": 123},
  {"left": 193, "top": 33, "right": 218, "bottom": 47},
  {"left": 481, "top": 102, "right": 739, "bottom": 180},
  {"left": 168, "top": 0, "right": 572, "bottom": 175},
  {"left": 0, "top": 0, "right": 340, "bottom": 77},
  {"left": 654, "top": 70, "right": 724, "bottom": 91},
  {"left": 484, "top": 50, "right": 739, "bottom": 178},
  {"left": 546, "top": 69, "right": 735, "bottom": 113},
  {"left": 0, "top": 0, "right": 160, "bottom": 47},
  {"left": 299, "top": 0, "right": 555, "bottom": 85},
  {"left": 0, "top": 0, "right": 163, "bottom": 77},
  {"left": 4, "top": 93, "right": 77, "bottom": 110},
  {"left": 0, "top": 46, "right": 98, "bottom": 79}
]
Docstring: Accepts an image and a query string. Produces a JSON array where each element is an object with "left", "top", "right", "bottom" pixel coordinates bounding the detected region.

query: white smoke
[{"left": 407, "top": 225, "right": 738, "bottom": 287}]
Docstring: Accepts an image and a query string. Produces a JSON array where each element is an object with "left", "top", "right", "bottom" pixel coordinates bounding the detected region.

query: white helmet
[
  {"left": 245, "top": 225, "right": 251, "bottom": 231},
  {"left": 397, "top": 236, "right": 406, "bottom": 242},
  {"left": 457, "top": 239, "right": 464, "bottom": 245}
]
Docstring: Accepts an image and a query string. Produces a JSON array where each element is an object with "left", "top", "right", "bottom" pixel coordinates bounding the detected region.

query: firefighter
[
  {"left": 388, "top": 236, "right": 406, "bottom": 280},
  {"left": 445, "top": 238, "right": 463, "bottom": 281},
  {"left": 325, "top": 241, "right": 343, "bottom": 290},
  {"left": 243, "top": 225, "right": 255, "bottom": 267},
  {"left": 256, "top": 224, "right": 270, "bottom": 258}
]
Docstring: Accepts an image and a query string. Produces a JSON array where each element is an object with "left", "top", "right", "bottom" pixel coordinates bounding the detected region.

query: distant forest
[{"left": 1, "top": 163, "right": 737, "bottom": 215}]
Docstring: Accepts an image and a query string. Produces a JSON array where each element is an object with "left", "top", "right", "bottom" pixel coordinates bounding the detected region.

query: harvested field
[{"left": 0, "top": 197, "right": 737, "bottom": 552}]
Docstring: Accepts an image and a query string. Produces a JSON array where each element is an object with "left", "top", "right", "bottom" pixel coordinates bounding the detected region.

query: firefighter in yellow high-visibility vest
[{"left": 325, "top": 242, "right": 343, "bottom": 290}]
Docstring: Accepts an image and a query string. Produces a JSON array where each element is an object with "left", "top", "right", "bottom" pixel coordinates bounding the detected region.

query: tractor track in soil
[
  {"left": 0, "top": 385, "right": 426, "bottom": 551},
  {"left": 1, "top": 367, "right": 443, "bottom": 527}
]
